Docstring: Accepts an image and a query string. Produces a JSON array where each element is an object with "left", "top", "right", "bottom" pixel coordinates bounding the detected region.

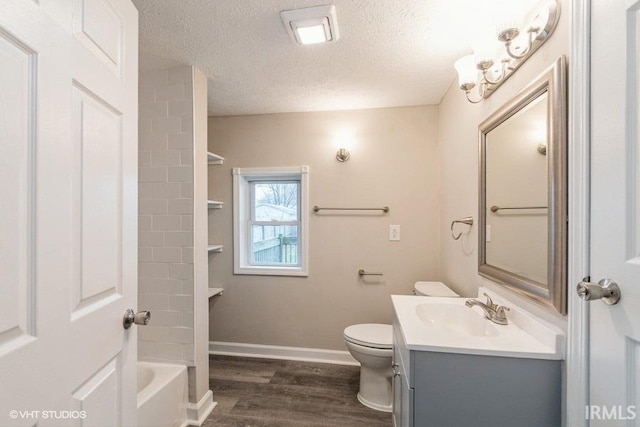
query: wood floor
[{"left": 203, "top": 355, "right": 393, "bottom": 427}]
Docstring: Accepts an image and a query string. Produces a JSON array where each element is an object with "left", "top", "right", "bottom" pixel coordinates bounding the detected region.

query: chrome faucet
[{"left": 465, "top": 293, "right": 510, "bottom": 325}]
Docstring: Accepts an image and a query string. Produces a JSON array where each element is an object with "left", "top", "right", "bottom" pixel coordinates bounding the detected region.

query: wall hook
[{"left": 451, "top": 216, "right": 473, "bottom": 240}]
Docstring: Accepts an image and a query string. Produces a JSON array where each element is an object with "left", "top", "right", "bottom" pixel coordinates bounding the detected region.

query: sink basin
[
  {"left": 415, "top": 303, "right": 499, "bottom": 337},
  {"left": 391, "top": 290, "right": 565, "bottom": 360}
]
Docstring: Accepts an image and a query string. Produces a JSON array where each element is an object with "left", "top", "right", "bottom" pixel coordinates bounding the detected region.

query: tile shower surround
[{"left": 138, "top": 67, "right": 196, "bottom": 364}]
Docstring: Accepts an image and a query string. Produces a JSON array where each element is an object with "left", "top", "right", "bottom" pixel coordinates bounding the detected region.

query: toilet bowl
[
  {"left": 344, "top": 281, "right": 458, "bottom": 412},
  {"left": 343, "top": 324, "right": 393, "bottom": 412}
]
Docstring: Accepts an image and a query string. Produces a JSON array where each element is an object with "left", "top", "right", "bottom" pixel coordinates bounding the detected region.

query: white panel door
[
  {"left": 589, "top": 0, "right": 640, "bottom": 424},
  {"left": 0, "top": 0, "right": 138, "bottom": 426}
]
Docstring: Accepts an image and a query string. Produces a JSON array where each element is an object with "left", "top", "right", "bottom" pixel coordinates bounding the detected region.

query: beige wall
[
  {"left": 208, "top": 106, "right": 440, "bottom": 350},
  {"left": 437, "top": 0, "right": 569, "bottom": 327}
]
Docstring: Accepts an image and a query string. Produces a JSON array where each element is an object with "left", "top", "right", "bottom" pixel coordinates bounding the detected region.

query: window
[{"left": 233, "top": 166, "right": 309, "bottom": 276}]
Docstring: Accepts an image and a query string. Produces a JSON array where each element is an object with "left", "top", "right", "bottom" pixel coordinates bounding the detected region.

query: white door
[
  {"left": 588, "top": 0, "right": 640, "bottom": 424},
  {"left": 0, "top": 1, "right": 138, "bottom": 426}
]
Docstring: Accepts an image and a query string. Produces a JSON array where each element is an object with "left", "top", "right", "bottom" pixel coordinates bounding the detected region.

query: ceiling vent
[{"left": 280, "top": 5, "right": 340, "bottom": 45}]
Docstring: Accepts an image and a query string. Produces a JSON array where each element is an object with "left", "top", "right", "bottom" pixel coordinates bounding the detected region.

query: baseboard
[
  {"left": 209, "top": 341, "right": 359, "bottom": 366},
  {"left": 186, "top": 390, "right": 216, "bottom": 426}
]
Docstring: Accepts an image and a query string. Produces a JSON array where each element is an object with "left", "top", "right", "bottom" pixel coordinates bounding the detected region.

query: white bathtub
[{"left": 137, "top": 362, "right": 188, "bottom": 427}]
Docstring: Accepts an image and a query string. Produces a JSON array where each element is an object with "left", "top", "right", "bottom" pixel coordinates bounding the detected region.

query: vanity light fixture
[
  {"left": 336, "top": 148, "right": 350, "bottom": 162},
  {"left": 280, "top": 5, "right": 340, "bottom": 46},
  {"left": 454, "top": 0, "right": 560, "bottom": 103}
]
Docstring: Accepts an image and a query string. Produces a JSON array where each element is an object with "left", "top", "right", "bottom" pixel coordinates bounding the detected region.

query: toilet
[
  {"left": 413, "top": 281, "right": 459, "bottom": 297},
  {"left": 343, "top": 323, "right": 394, "bottom": 412},
  {"left": 343, "top": 281, "right": 458, "bottom": 412}
]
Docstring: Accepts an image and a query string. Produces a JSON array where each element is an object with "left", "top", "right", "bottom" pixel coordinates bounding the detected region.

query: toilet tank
[{"left": 413, "top": 281, "right": 459, "bottom": 297}]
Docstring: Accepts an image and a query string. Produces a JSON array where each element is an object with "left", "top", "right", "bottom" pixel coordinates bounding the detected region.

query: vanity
[
  {"left": 391, "top": 14, "right": 568, "bottom": 424},
  {"left": 387, "top": 54, "right": 570, "bottom": 427},
  {"left": 391, "top": 292, "right": 563, "bottom": 427}
]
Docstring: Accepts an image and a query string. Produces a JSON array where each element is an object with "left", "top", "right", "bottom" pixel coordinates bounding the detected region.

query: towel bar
[
  {"left": 451, "top": 216, "right": 474, "bottom": 240},
  {"left": 313, "top": 206, "right": 389, "bottom": 213}
]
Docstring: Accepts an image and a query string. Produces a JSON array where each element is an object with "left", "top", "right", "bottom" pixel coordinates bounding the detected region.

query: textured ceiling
[{"left": 132, "top": 0, "right": 540, "bottom": 116}]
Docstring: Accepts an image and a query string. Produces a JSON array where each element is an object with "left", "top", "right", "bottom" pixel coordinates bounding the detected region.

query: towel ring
[{"left": 451, "top": 217, "right": 474, "bottom": 240}]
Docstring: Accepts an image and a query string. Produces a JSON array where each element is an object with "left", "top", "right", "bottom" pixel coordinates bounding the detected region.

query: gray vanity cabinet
[
  {"left": 392, "top": 313, "right": 562, "bottom": 427},
  {"left": 392, "top": 319, "right": 413, "bottom": 427}
]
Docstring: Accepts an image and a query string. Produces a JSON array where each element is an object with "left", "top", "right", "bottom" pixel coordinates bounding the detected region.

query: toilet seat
[{"left": 343, "top": 324, "right": 392, "bottom": 349}]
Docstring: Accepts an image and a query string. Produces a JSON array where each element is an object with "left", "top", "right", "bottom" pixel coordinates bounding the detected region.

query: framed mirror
[{"left": 478, "top": 56, "right": 567, "bottom": 314}]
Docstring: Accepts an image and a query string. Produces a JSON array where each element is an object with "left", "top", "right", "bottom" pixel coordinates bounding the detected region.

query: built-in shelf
[
  {"left": 208, "top": 152, "right": 224, "bottom": 296},
  {"left": 208, "top": 287, "right": 224, "bottom": 298},
  {"left": 208, "top": 200, "right": 224, "bottom": 209},
  {"left": 207, "top": 152, "right": 224, "bottom": 165}
]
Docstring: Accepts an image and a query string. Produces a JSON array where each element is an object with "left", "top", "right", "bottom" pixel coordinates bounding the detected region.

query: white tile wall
[
  {"left": 139, "top": 263, "right": 170, "bottom": 279},
  {"left": 153, "top": 215, "right": 181, "bottom": 231},
  {"left": 139, "top": 215, "right": 152, "bottom": 231},
  {"left": 168, "top": 199, "right": 193, "bottom": 214},
  {"left": 139, "top": 183, "right": 153, "bottom": 199},
  {"left": 165, "top": 232, "right": 193, "bottom": 247},
  {"left": 168, "top": 166, "right": 194, "bottom": 182},
  {"left": 156, "top": 85, "right": 185, "bottom": 102},
  {"left": 139, "top": 167, "right": 168, "bottom": 183},
  {"left": 180, "top": 182, "right": 194, "bottom": 197},
  {"left": 181, "top": 215, "right": 193, "bottom": 230},
  {"left": 153, "top": 182, "right": 181, "bottom": 199},
  {"left": 153, "top": 247, "right": 183, "bottom": 263},
  {"left": 139, "top": 278, "right": 182, "bottom": 294},
  {"left": 138, "top": 67, "right": 196, "bottom": 365},
  {"left": 140, "top": 133, "right": 168, "bottom": 151},
  {"left": 152, "top": 150, "right": 181, "bottom": 167},
  {"left": 139, "top": 247, "right": 153, "bottom": 263},
  {"left": 168, "top": 133, "right": 192, "bottom": 149},
  {"left": 138, "top": 152, "right": 152, "bottom": 168},
  {"left": 139, "top": 231, "right": 164, "bottom": 247},
  {"left": 139, "top": 199, "right": 168, "bottom": 215},
  {"left": 179, "top": 150, "right": 194, "bottom": 166}
]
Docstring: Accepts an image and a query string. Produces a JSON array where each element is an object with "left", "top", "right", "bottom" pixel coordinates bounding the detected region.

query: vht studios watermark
[
  {"left": 586, "top": 405, "right": 637, "bottom": 421},
  {"left": 8, "top": 410, "right": 87, "bottom": 420}
]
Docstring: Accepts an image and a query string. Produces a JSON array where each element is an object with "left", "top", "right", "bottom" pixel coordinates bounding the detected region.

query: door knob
[
  {"left": 123, "top": 309, "right": 151, "bottom": 329},
  {"left": 576, "top": 278, "right": 621, "bottom": 305}
]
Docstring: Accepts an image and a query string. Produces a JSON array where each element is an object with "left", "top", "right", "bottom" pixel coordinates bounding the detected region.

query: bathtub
[{"left": 137, "top": 362, "right": 188, "bottom": 427}]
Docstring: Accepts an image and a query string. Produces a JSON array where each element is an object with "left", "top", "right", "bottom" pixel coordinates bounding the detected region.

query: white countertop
[{"left": 392, "top": 292, "right": 565, "bottom": 360}]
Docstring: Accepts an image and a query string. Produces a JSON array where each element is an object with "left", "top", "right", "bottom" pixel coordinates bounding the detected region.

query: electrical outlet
[{"left": 389, "top": 225, "right": 400, "bottom": 241}]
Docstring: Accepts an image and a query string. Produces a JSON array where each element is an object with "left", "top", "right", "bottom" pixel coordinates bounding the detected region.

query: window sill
[{"left": 234, "top": 265, "right": 308, "bottom": 277}]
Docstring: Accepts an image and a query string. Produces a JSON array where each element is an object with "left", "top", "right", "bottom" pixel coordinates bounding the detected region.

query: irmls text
[{"left": 585, "top": 405, "right": 637, "bottom": 420}]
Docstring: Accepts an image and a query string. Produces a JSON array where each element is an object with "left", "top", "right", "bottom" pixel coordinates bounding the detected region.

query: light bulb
[{"left": 454, "top": 55, "right": 478, "bottom": 90}]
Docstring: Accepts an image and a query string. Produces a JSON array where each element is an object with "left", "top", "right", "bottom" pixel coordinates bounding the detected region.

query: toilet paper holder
[{"left": 359, "top": 269, "right": 383, "bottom": 277}]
